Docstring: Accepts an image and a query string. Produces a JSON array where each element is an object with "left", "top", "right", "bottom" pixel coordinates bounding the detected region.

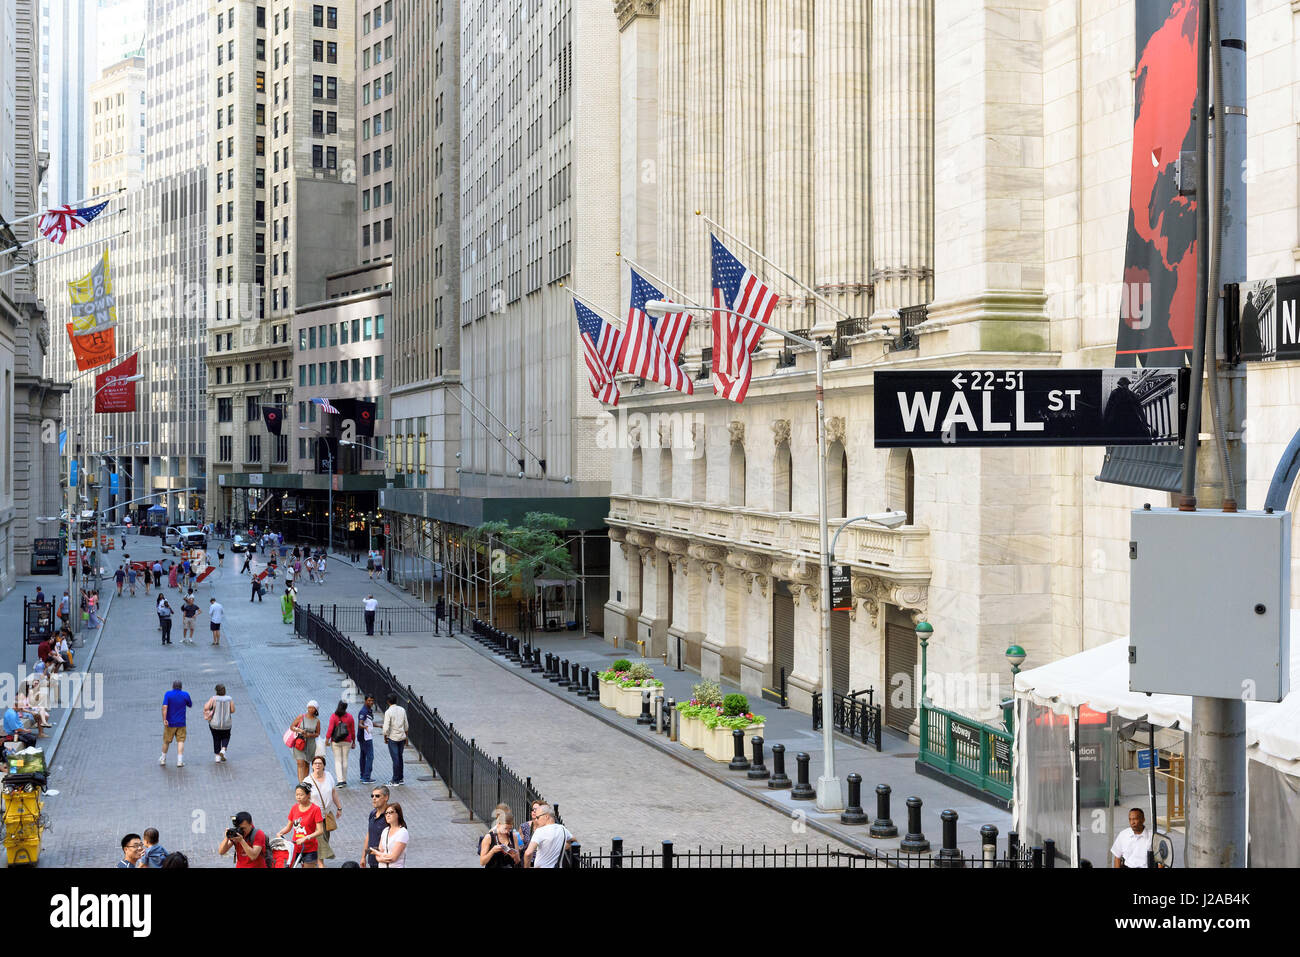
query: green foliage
[
  {"left": 722, "top": 693, "right": 750, "bottom": 717},
  {"left": 475, "top": 512, "right": 576, "bottom": 596},
  {"left": 690, "top": 680, "right": 723, "bottom": 707},
  {"left": 700, "top": 710, "right": 765, "bottom": 731},
  {"left": 626, "top": 662, "right": 655, "bottom": 682},
  {"left": 611, "top": 659, "right": 633, "bottom": 672}
]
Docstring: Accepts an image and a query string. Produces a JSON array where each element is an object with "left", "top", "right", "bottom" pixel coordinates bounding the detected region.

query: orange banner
[{"left": 67, "top": 323, "right": 116, "bottom": 371}]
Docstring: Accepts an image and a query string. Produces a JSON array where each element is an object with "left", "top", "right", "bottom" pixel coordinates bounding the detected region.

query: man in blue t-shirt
[{"left": 161, "top": 680, "right": 192, "bottom": 768}]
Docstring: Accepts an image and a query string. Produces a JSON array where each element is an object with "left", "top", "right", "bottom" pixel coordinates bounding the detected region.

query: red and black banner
[
  {"left": 261, "top": 405, "right": 284, "bottom": 436},
  {"left": 334, "top": 398, "right": 376, "bottom": 437},
  {"left": 1115, "top": 0, "right": 1200, "bottom": 366},
  {"left": 93, "top": 352, "right": 138, "bottom": 413}
]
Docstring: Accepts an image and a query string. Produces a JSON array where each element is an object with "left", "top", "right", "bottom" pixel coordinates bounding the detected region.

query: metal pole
[
  {"left": 580, "top": 531, "right": 588, "bottom": 639},
  {"left": 488, "top": 533, "right": 494, "bottom": 625},
  {"left": 0, "top": 227, "right": 131, "bottom": 277},
  {"left": 327, "top": 446, "right": 334, "bottom": 556},
  {"left": 1185, "top": 0, "right": 1247, "bottom": 870},
  {"left": 814, "top": 342, "right": 841, "bottom": 811}
]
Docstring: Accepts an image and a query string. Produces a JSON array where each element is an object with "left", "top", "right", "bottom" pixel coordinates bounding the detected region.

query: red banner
[
  {"left": 67, "top": 323, "right": 116, "bottom": 371},
  {"left": 94, "top": 352, "right": 138, "bottom": 412}
]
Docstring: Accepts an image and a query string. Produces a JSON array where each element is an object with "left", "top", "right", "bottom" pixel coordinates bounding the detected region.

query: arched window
[
  {"left": 886, "top": 447, "right": 916, "bottom": 525},
  {"left": 631, "top": 447, "right": 643, "bottom": 496},
  {"left": 773, "top": 443, "right": 792, "bottom": 512},
  {"left": 691, "top": 445, "right": 707, "bottom": 501},
  {"left": 729, "top": 442, "right": 746, "bottom": 507},
  {"left": 828, "top": 442, "right": 847, "bottom": 518},
  {"left": 659, "top": 447, "right": 674, "bottom": 498}
]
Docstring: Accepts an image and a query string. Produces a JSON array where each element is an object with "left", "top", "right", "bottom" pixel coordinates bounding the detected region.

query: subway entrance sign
[{"left": 873, "top": 368, "right": 1189, "bottom": 448}]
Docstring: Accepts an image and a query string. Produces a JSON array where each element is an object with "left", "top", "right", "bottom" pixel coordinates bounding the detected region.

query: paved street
[{"left": 35, "top": 537, "right": 481, "bottom": 867}]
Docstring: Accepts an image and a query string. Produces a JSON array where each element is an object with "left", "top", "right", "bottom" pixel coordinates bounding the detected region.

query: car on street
[{"left": 230, "top": 534, "right": 251, "bottom": 553}]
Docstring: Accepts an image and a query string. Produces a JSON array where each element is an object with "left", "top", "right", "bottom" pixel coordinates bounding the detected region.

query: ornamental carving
[
  {"left": 628, "top": 421, "right": 643, "bottom": 448},
  {"left": 755, "top": 574, "right": 769, "bottom": 598},
  {"left": 655, "top": 536, "right": 688, "bottom": 556},
  {"left": 728, "top": 420, "right": 745, "bottom": 445},
  {"left": 688, "top": 542, "right": 727, "bottom": 565},
  {"left": 607, "top": 526, "right": 627, "bottom": 544},
  {"left": 770, "top": 557, "right": 816, "bottom": 585},
  {"left": 771, "top": 418, "right": 791, "bottom": 447},
  {"left": 827, "top": 416, "right": 846, "bottom": 447}
]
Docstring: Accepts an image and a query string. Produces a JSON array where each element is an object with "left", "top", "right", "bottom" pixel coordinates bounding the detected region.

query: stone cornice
[{"left": 614, "top": 0, "right": 657, "bottom": 31}]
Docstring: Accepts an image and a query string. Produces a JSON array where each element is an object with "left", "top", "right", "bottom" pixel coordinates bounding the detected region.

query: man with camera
[{"left": 218, "top": 811, "right": 267, "bottom": 867}]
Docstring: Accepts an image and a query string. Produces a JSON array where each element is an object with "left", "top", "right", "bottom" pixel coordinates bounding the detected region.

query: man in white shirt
[
  {"left": 363, "top": 594, "right": 379, "bottom": 636},
  {"left": 524, "top": 804, "right": 574, "bottom": 868},
  {"left": 208, "top": 598, "right": 225, "bottom": 646},
  {"left": 1110, "top": 808, "right": 1152, "bottom": 868},
  {"left": 381, "top": 693, "right": 407, "bottom": 786}
]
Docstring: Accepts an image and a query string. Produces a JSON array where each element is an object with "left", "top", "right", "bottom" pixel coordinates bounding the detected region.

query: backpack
[{"left": 331, "top": 716, "right": 350, "bottom": 743}]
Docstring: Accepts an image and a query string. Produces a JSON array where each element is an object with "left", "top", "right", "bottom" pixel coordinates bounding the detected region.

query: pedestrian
[
  {"left": 57, "top": 590, "right": 70, "bottom": 627},
  {"left": 139, "top": 827, "right": 169, "bottom": 868},
  {"left": 159, "top": 851, "right": 189, "bottom": 868},
  {"left": 369, "top": 802, "right": 409, "bottom": 868},
  {"left": 218, "top": 811, "right": 268, "bottom": 867},
  {"left": 168, "top": 560, "right": 179, "bottom": 590},
  {"left": 303, "top": 753, "right": 342, "bottom": 861},
  {"left": 289, "top": 701, "right": 322, "bottom": 781},
  {"left": 1111, "top": 808, "right": 1152, "bottom": 869},
  {"left": 523, "top": 804, "right": 573, "bottom": 868},
  {"left": 280, "top": 587, "right": 294, "bottom": 625},
  {"left": 207, "top": 598, "right": 225, "bottom": 646},
  {"left": 435, "top": 596, "right": 446, "bottom": 626},
  {"left": 34, "top": 585, "right": 45, "bottom": 604},
  {"left": 366, "top": 551, "right": 376, "bottom": 580},
  {"left": 479, "top": 804, "right": 523, "bottom": 868},
  {"left": 160, "top": 679, "right": 192, "bottom": 768},
  {"left": 157, "top": 596, "right": 174, "bottom": 645},
  {"left": 186, "top": 561, "right": 197, "bottom": 591},
  {"left": 203, "top": 683, "right": 235, "bottom": 763},
  {"left": 305, "top": 556, "right": 316, "bottom": 584},
  {"left": 325, "top": 700, "right": 355, "bottom": 787},
  {"left": 316, "top": 554, "right": 326, "bottom": 585},
  {"left": 363, "top": 594, "right": 378, "bottom": 636},
  {"left": 217, "top": 544, "right": 225, "bottom": 568},
  {"left": 127, "top": 564, "right": 138, "bottom": 596},
  {"left": 278, "top": 782, "right": 325, "bottom": 869},
  {"left": 114, "top": 566, "right": 125, "bottom": 596},
  {"left": 3, "top": 703, "right": 39, "bottom": 749},
  {"left": 181, "top": 592, "right": 198, "bottom": 644},
  {"left": 54, "top": 632, "right": 73, "bottom": 670},
  {"left": 118, "top": 834, "right": 144, "bottom": 868},
  {"left": 361, "top": 785, "right": 389, "bottom": 867},
  {"left": 152, "top": 560, "right": 163, "bottom": 591},
  {"left": 382, "top": 692, "right": 408, "bottom": 787},
  {"left": 250, "top": 574, "right": 264, "bottom": 603},
  {"left": 240, "top": 551, "right": 252, "bottom": 575},
  {"left": 356, "top": 693, "right": 376, "bottom": 784},
  {"left": 283, "top": 561, "right": 293, "bottom": 592},
  {"left": 86, "top": 590, "right": 100, "bottom": 629}
]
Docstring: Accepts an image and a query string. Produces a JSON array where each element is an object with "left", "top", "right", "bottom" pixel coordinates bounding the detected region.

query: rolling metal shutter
[
  {"left": 831, "top": 610, "right": 850, "bottom": 696},
  {"left": 772, "top": 582, "right": 795, "bottom": 692},
  {"left": 884, "top": 612, "right": 918, "bottom": 733}
]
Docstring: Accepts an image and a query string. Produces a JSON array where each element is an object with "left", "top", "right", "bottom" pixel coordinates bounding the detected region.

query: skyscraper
[{"left": 39, "top": 0, "right": 94, "bottom": 207}]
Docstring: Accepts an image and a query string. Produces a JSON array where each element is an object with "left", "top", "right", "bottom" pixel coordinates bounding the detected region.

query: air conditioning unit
[{"left": 546, "top": 617, "right": 559, "bottom": 631}]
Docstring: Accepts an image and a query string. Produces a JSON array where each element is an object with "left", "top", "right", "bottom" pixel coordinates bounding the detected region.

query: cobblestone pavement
[
  {"left": 293, "top": 558, "right": 861, "bottom": 854},
  {"left": 36, "top": 543, "right": 481, "bottom": 867}
]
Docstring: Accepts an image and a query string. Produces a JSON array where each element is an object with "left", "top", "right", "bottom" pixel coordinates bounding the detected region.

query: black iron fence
[
  {"left": 812, "top": 688, "right": 883, "bottom": 752},
  {"left": 301, "top": 602, "right": 442, "bottom": 635},
  {"left": 294, "top": 604, "right": 550, "bottom": 826}
]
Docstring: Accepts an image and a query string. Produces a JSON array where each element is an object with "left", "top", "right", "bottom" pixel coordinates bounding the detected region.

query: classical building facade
[
  {"left": 87, "top": 53, "right": 146, "bottom": 197},
  {"left": 606, "top": 0, "right": 1300, "bottom": 735}
]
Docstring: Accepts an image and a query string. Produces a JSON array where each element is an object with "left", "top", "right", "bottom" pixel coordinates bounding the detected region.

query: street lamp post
[
  {"left": 645, "top": 300, "right": 885, "bottom": 811},
  {"left": 1004, "top": 644, "right": 1026, "bottom": 734}
]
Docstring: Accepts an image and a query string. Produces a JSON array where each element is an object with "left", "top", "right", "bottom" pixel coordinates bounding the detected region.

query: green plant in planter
[
  {"left": 611, "top": 659, "right": 632, "bottom": 672},
  {"left": 722, "top": 693, "right": 749, "bottom": 716},
  {"left": 690, "top": 680, "right": 723, "bottom": 707},
  {"left": 626, "top": 662, "right": 655, "bottom": 682}
]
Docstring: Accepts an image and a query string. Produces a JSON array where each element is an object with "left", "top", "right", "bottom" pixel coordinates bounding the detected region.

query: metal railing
[
  {"left": 832, "top": 317, "right": 869, "bottom": 359},
  {"left": 919, "top": 705, "right": 1013, "bottom": 802},
  {"left": 294, "top": 604, "right": 551, "bottom": 825},
  {"left": 811, "top": 688, "right": 883, "bottom": 752},
  {"left": 302, "top": 602, "right": 441, "bottom": 635}
]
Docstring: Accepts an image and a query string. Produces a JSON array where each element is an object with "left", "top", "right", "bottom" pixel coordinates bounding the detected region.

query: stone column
[
  {"left": 617, "top": 0, "right": 661, "bottom": 298},
  {"left": 657, "top": 0, "right": 689, "bottom": 296},
  {"left": 765, "top": 0, "right": 815, "bottom": 338},
  {"left": 700, "top": 561, "right": 727, "bottom": 683},
  {"left": 635, "top": 546, "right": 670, "bottom": 655},
  {"left": 787, "top": 581, "right": 823, "bottom": 713},
  {"left": 686, "top": 0, "right": 725, "bottom": 301},
  {"left": 740, "top": 569, "right": 773, "bottom": 699},
  {"left": 723, "top": 0, "right": 766, "bottom": 247},
  {"left": 869, "top": 0, "right": 934, "bottom": 321},
  {"left": 603, "top": 528, "right": 636, "bottom": 647},
  {"left": 813, "top": 0, "right": 871, "bottom": 331}
]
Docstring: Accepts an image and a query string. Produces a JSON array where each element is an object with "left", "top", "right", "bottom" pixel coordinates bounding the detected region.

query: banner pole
[{"left": 0, "top": 228, "right": 130, "bottom": 278}]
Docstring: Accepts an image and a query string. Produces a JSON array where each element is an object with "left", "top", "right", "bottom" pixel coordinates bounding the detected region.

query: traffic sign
[{"left": 873, "top": 368, "right": 1189, "bottom": 448}]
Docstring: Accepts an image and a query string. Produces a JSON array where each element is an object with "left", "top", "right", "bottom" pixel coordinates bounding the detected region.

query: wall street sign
[{"left": 874, "top": 369, "right": 1189, "bottom": 448}]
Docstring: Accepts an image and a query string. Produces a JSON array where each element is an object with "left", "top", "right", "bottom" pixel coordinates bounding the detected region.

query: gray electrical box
[{"left": 1129, "top": 508, "right": 1290, "bottom": 701}]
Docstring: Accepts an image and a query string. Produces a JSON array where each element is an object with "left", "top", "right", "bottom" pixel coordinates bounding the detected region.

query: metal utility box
[{"left": 1129, "top": 508, "right": 1290, "bottom": 701}]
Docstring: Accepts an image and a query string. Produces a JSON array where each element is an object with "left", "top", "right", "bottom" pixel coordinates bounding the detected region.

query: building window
[
  {"left": 256, "top": 5, "right": 265, "bottom": 27},
  {"left": 219, "top": 435, "right": 232, "bottom": 462},
  {"left": 256, "top": 71, "right": 265, "bottom": 92},
  {"left": 375, "top": 314, "right": 384, "bottom": 338},
  {"left": 327, "top": 5, "right": 337, "bottom": 28},
  {"left": 362, "top": 224, "right": 370, "bottom": 245},
  {"left": 312, "top": 145, "right": 323, "bottom": 167},
  {"left": 312, "top": 4, "right": 323, "bottom": 27},
  {"left": 363, "top": 317, "right": 372, "bottom": 340},
  {"left": 218, "top": 397, "right": 232, "bottom": 422},
  {"left": 340, "top": 359, "right": 349, "bottom": 382},
  {"left": 256, "top": 136, "right": 265, "bottom": 156},
  {"left": 313, "top": 39, "right": 323, "bottom": 61},
  {"left": 326, "top": 77, "right": 337, "bottom": 100},
  {"left": 246, "top": 435, "right": 262, "bottom": 463},
  {"left": 256, "top": 37, "right": 265, "bottom": 60},
  {"left": 375, "top": 355, "right": 384, "bottom": 379},
  {"left": 327, "top": 112, "right": 336, "bottom": 133},
  {"left": 312, "top": 75, "right": 323, "bottom": 97},
  {"left": 329, "top": 361, "right": 337, "bottom": 384},
  {"left": 326, "top": 147, "right": 336, "bottom": 169},
  {"left": 363, "top": 357, "right": 371, "bottom": 380},
  {"left": 247, "top": 396, "right": 260, "bottom": 421}
]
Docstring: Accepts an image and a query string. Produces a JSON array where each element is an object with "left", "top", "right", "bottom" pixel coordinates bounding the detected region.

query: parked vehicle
[
  {"left": 164, "top": 525, "right": 207, "bottom": 549},
  {"left": 230, "top": 534, "right": 251, "bottom": 553}
]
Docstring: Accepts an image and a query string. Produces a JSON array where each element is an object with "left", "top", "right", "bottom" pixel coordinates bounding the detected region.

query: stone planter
[
  {"left": 703, "top": 722, "right": 766, "bottom": 763},
  {"left": 677, "top": 712, "right": 705, "bottom": 750},
  {"left": 598, "top": 677, "right": 618, "bottom": 709},
  {"left": 614, "top": 683, "right": 662, "bottom": 718}
]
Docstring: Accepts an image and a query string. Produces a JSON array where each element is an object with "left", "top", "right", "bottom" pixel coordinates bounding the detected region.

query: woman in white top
[
  {"left": 303, "top": 753, "right": 342, "bottom": 860},
  {"left": 370, "top": 802, "right": 409, "bottom": 868}
]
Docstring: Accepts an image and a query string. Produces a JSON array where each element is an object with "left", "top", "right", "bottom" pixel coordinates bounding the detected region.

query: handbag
[{"left": 324, "top": 810, "right": 338, "bottom": 832}]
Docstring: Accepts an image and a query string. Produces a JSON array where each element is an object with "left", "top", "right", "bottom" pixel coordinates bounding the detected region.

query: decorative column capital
[
  {"left": 826, "top": 416, "right": 846, "bottom": 447},
  {"left": 771, "top": 418, "right": 791, "bottom": 447},
  {"left": 728, "top": 420, "right": 745, "bottom": 445},
  {"left": 614, "top": 0, "right": 658, "bottom": 31}
]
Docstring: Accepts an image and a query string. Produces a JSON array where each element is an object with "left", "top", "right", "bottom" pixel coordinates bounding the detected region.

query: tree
[{"left": 474, "top": 512, "right": 576, "bottom": 596}]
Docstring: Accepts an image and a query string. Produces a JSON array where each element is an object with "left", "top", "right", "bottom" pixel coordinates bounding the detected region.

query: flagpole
[
  {"left": 615, "top": 254, "right": 707, "bottom": 308},
  {"left": 0, "top": 206, "right": 129, "bottom": 259},
  {"left": 560, "top": 283, "right": 626, "bottom": 330},
  {"left": 0, "top": 187, "right": 126, "bottom": 230},
  {"left": 697, "top": 212, "right": 858, "bottom": 324},
  {"left": 0, "top": 228, "right": 130, "bottom": 277},
  {"left": 457, "top": 379, "right": 546, "bottom": 469}
]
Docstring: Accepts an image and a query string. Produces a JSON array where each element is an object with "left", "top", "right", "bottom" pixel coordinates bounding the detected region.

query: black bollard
[
  {"left": 576, "top": 665, "right": 590, "bottom": 695},
  {"left": 543, "top": 652, "right": 553, "bottom": 675},
  {"left": 1007, "top": 830, "right": 1020, "bottom": 869},
  {"left": 841, "top": 773, "right": 867, "bottom": 825},
  {"left": 747, "top": 736, "right": 769, "bottom": 780},
  {"left": 530, "top": 647, "right": 544, "bottom": 673},
  {"left": 728, "top": 728, "right": 750, "bottom": 771},
  {"left": 938, "top": 810, "right": 962, "bottom": 866},
  {"left": 586, "top": 670, "right": 601, "bottom": 701},
  {"left": 610, "top": 837, "right": 623, "bottom": 869},
  {"left": 767, "top": 744, "right": 791, "bottom": 789},
  {"left": 870, "top": 784, "right": 898, "bottom": 838},
  {"left": 560, "top": 659, "right": 571, "bottom": 686},
  {"left": 900, "top": 796, "right": 930, "bottom": 853},
  {"left": 791, "top": 752, "right": 815, "bottom": 800},
  {"left": 637, "top": 690, "right": 654, "bottom": 725},
  {"left": 663, "top": 697, "right": 675, "bottom": 736},
  {"left": 980, "top": 824, "right": 999, "bottom": 866},
  {"left": 1031, "top": 846, "right": 1043, "bottom": 869},
  {"left": 1043, "top": 838, "right": 1056, "bottom": 869}
]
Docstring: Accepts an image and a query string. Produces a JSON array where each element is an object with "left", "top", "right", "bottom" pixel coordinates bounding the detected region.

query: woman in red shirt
[
  {"left": 325, "top": 700, "right": 357, "bottom": 787},
  {"left": 277, "top": 783, "right": 325, "bottom": 868}
]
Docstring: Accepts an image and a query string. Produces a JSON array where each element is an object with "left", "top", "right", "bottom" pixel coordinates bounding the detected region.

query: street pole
[
  {"left": 1186, "top": 0, "right": 1247, "bottom": 869},
  {"left": 488, "top": 532, "right": 495, "bottom": 626},
  {"left": 813, "top": 341, "right": 841, "bottom": 812}
]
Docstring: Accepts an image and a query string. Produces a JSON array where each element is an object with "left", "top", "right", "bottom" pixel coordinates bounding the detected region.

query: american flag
[
  {"left": 618, "top": 271, "right": 693, "bottom": 396},
  {"left": 574, "top": 299, "right": 621, "bottom": 406},
  {"left": 37, "top": 201, "right": 110, "bottom": 245},
  {"left": 711, "top": 234, "right": 779, "bottom": 403},
  {"left": 311, "top": 397, "right": 340, "bottom": 414},
  {"left": 633, "top": 269, "right": 691, "bottom": 361}
]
